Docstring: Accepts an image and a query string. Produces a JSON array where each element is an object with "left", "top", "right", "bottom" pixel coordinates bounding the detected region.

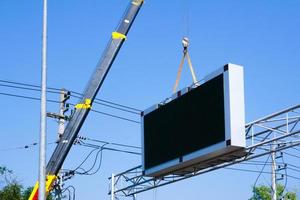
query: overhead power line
[
  {"left": 0, "top": 141, "right": 56, "bottom": 152},
  {"left": 283, "top": 151, "right": 300, "bottom": 159},
  {"left": 0, "top": 92, "right": 60, "bottom": 104},
  {"left": 80, "top": 136, "right": 141, "bottom": 149},
  {"left": 0, "top": 91, "right": 140, "bottom": 124},
  {"left": 0, "top": 78, "right": 142, "bottom": 113}
]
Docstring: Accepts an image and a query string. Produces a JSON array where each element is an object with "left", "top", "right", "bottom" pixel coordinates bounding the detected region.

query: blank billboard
[{"left": 142, "top": 64, "right": 246, "bottom": 177}]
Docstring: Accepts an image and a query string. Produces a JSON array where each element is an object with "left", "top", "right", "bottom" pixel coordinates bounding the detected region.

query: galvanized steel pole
[
  {"left": 39, "top": 0, "right": 48, "bottom": 199},
  {"left": 271, "top": 144, "right": 277, "bottom": 200},
  {"left": 111, "top": 174, "right": 115, "bottom": 200}
]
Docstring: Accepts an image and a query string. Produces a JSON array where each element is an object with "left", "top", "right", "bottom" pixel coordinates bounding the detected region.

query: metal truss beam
[{"left": 108, "top": 104, "right": 300, "bottom": 198}]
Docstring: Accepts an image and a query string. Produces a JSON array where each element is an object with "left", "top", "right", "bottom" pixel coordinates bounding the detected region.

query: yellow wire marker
[
  {"left": 75, "top": 98, "right": 92, "bottom": 109},
  {"left": 112, "top": 32, "right": 127, "bottom": 40}
]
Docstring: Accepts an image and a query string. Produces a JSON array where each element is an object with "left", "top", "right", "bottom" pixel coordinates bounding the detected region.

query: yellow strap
[
  {"left": 75, "top": 98, "right": 92, "bottom": 109},
  {"left": 172, "top": 50, "right": 198, "bottom": 94},
  {"left": 173, "top": 53, "right": 186, "bottom": 93},
  {"left": 186, "top": 52, "right": 198, "bottom": 84},
  {"left": 112, "top": 32, "right": 127, "bottom": 40}
]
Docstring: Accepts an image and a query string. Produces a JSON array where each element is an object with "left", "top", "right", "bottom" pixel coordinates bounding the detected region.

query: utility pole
[
  {"left": 111, "top": 174, "right": 115, "bottom": 200},
  {"left": 39, "top": 0, "right": 48, "bottom": 199},
  {"left": 57, "top": 89, "right": 69, "bottom": 200},
  {"left": 58, "top": 89, "right": 69, "bottom": 140},
  {"left": 47, "top": 89, "right": 70, "bottom": 199},
  {"left": 271, "top": 144, "right": 277, "bottom": 200},
  {"left": 47, "top": 89, "right": 70, "bottom": 141}
]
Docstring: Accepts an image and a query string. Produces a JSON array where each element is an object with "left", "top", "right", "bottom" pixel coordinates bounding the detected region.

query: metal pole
[
  {"left": 58, "top": 89, "right": 66, "bottom": 140},
  {"left": 57, "top": 89, "right": 66, "bottom": 200},
  {"left": 271, "top": 144, "right": 277, "bottom": 200},
  {"left": 39, "top": 0, "right": 48, "bottom": 199},
  {"left": 111, "top": 174, "right": 115, "bottom": 200}
]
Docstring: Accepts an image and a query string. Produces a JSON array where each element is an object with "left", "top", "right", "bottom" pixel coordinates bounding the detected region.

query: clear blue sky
[{"left": 0, "top": 0, "right": 300, "bottom": 199}]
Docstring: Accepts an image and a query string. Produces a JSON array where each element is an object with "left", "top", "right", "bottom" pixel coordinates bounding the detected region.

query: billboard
[{"left": 142, "top": 64, "right": 246, "bottom": 177}]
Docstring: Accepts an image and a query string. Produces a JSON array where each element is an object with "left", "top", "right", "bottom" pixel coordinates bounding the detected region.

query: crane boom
[{"left": 29, "top": 1, "right": 144, "bottom": 199}]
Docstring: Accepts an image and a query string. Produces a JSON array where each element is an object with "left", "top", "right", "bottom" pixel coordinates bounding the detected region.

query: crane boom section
[
  {"left": 47, "top": 0, "right": 143, "bottom": 176},
  {"left": 28, "top": 2, "right": 144, "bottom": 199}
]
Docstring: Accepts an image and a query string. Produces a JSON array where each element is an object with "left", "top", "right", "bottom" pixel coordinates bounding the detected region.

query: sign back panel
[{"left": 142, "top": 64, "right": 246, "bottom": 177}]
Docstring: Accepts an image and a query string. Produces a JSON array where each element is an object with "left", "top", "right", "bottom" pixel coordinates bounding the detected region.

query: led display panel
[{"left": 142, "top": 64, "right": 246, "bottom": 177}]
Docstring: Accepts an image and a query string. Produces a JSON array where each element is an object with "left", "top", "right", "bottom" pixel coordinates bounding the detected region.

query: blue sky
[{"left": 0, "top": 0, "right": 300, "bottom": 199}]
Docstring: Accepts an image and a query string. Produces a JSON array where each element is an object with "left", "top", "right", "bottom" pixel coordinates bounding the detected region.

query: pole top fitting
[{"left": 182, "top": 37, "right": 190, "bottom": 49}]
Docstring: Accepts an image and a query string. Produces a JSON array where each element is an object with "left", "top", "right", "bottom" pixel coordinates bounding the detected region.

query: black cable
[
  {"left": 82, "top": 136, "right": 141, "bottom": 149},
  {"left": 75, "top": 144, "right": 106, "bottom": 175},
  {"left": 252, "top": 154, "right": 271, "bottom": 189},
  {"left": 286, "top": 174, "right": 300, "bottom": 181},
  {"left": 0, "top": 78, "right": 142, "bottom": 112},
  {"left": 73, "top": 148, "right": 98, "bottom": 172},
  {"left": 0, "top": 92, "right": 140, "bottom": 124},
  {"left": 0, "top": 82, "right": 141, "bottom": 115},
  {"left": 0, "top": 83, "right": 60, "bottom": 94},
  {"left": 68, "top": 185, "right": 76, "bottom": 200},
  {"left": 79, "top": 142, "right": 141, "bottom": 155},
  {"left": 283, "top": 152, "right": 300, "bottom": 159},
  {"left": 0, "top": 92, "right": 60, "bottom": 104},
  {"left": 286, "top": 163, "right": 300, "bottom": 170},
  {"left": 70, "top": 94, "right": 141, "bottom": 115},
  {"left": 0, "top": 141, "right": 56, "bottom": 151},
  {"left": 0, "top": 79, "right": 61, "bottom": 92},
  {"left": 61, "top": 186, "right": 75, "bottom": 200},
  {"left": 102, "top": 146, "right": 141, "bottom": 155},
  {"left": 287, "top": 167, "right": 300, "bottom": 173},
  {"left": 280, "top": 153, "right": 288, "bottom": 199},
  {"left": 225, "top": 167, "right": 284, "bottom": 176},
  {"left": 90, "top": 108, "right": 141, "bottom": 124}
]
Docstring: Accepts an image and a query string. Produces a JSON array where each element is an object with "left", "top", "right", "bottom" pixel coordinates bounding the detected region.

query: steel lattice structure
[{"left": 108, "top": 104, "right": 300, "bottom": 199}]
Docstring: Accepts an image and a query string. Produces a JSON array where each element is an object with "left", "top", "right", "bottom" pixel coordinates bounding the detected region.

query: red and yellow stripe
[{"left": 28, "top": 175, "right": 57, "bottom": 200}]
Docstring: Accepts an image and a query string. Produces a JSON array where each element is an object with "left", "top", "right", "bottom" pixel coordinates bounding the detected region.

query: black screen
[{"left": 143, "top": 74, "right": 225, "bottom": 170}]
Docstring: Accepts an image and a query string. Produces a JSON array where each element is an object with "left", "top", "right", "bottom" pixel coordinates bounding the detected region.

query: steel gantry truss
[{"left": 108, "top": 104, "right": 300, "bottom": 199}]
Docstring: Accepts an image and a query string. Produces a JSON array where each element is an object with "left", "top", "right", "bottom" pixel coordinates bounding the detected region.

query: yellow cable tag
[
  {"left": 75, "top": 98, "right": 92, "bottom": 109},
  {"left": 112, "top": 32, "right": 127, "bottom": 40}
]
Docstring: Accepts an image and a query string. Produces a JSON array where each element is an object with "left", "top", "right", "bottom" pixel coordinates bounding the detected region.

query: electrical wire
[
  {"left": 90, "top": 108, "right": 140, "bottom": 124},
  {"left": 61, "top": 185, "right": 76, "bottom": 200},
  {"left": 0, "top": 141, "right": 56, "bottom": 151},
  {"left": 0, "top": 91, "right": 140, "bottom": 124},
  {"left": 283, "top": 152, "right": 300, "bottom": 159},
  {"left": 225, "top": 167, "right": 284, "bottom": 176},
  {"left": 252, "top": 154, "right": 271, "bottom": 188},
  {"left": 73, "top": 148, "right": 99, "bottom": 172},
  {"left": 76, "top": 148, "right": 104, "bottom": 175},
  {"left": 79, "top": 142, "right": 141, "bottom": 155},
  {"left": 61, "top": 140, "right": 140, "bottom": 179},
  {"left": 0, "top": 92, "right": 60, "bottom": 104},
  {"left": 0, "top": 83, "right": 59, "bottom": 94},
  {"left": 280, "top": 154, "right": 288, "bottom": 198},
  {"left": 80, "top": 136, "right": 141, "bottom": 149},
  {"left": 0, "top": 78, "right": 142, "bottom": 112},
  {"left": 0, "top": 79, "right": 61, "bottom": 92}
]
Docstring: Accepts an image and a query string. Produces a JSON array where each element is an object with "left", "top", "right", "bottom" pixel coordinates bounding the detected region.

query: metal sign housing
[{"left": 142, "top": 63, "right": 246, "bottom": 177}]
